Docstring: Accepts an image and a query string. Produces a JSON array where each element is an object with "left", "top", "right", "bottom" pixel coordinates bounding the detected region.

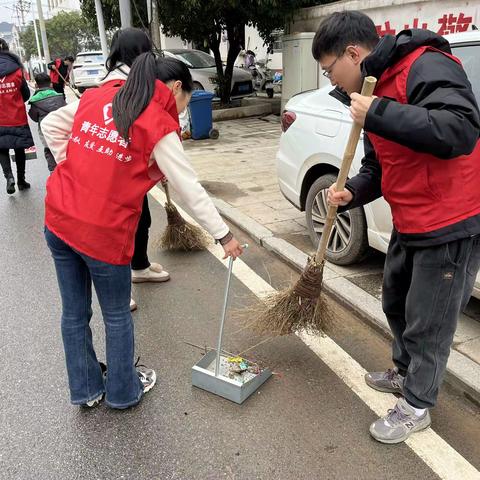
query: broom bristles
[
  {"left": 156, "top": 203, "right": 210, "bottom": 251},
  {"left": 247, "top": 258, "right": 332, "bottom": 336}
]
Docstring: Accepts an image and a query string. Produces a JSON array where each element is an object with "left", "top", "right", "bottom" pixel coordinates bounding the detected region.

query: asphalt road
[{"left": 0, "top": 136, "right": 479, "bottom": 480}]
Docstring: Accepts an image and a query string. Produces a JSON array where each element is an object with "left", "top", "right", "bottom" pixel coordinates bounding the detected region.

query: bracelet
[{"left": 216, "top": 231, "right": 233, "bottom": 246}]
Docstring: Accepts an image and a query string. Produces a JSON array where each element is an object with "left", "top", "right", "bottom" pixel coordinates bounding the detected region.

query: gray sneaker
[
  {"left": 370, "top": 397, "right": 431, "bottom": 444},
  {"left": 365, "top": 367, "right": 404, "bottom": 393}
]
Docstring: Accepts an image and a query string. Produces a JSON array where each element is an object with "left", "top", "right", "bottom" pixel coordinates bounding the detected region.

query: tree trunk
[
  {"left": 209, "top": 28, "right": 226, "bottom": 103},
  {"left": 223, "top": 22, "right": 242, "bottom": 105}
]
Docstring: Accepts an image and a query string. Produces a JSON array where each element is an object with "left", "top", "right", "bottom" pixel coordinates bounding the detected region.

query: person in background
[
  {"left": 100, "top": 28, "right": 173, "bottom": 312},
  {"left": 48, "top": 57, "right": 72, "bottom": 97},
  {"left": 0, "top": 38, "right": 34, "bottom": 194},
  {"left": 28, "top": 72, "right": 66, "bottom": 173},
  {"left": 64, "top": 56, "right": 74, "bottom": 80}
]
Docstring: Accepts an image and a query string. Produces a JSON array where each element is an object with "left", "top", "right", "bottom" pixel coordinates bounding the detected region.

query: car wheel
[
  {"left": 77, "top": 87, "right": 86, "bottom": 94},
  {"left": 193, "top": 81, "right": 204, "bottom": 91},
  {"left": 305, "top": 173, "right": 369, "bottom": 265}
]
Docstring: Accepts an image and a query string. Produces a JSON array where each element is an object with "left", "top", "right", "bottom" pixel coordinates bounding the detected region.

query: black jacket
[
  {"left": 0, "top": 51, "right": 33, "bottom": 150},
  {"left": 340, "top": 29, "right": 480, "bottom": 246},
  {"left": 48, "top": 60, "right": 69, "bottom": 86},
  {"left": 28, "top": 88, "right": 66, "bottom": 124}
]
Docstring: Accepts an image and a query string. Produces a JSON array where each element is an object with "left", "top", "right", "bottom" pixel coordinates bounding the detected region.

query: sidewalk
[{"left": 183, "top": 115, "right": 480, "bottom": 402}]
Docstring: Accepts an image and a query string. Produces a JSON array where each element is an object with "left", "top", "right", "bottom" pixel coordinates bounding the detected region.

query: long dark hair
[
  {"left": 105, "top": 27, "right": 152, "bottom": 72},
  {"left": 112, "top": 53, "right": 194, "bottom": 140}
]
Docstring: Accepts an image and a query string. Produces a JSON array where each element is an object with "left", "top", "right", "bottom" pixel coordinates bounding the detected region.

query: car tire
[
  {"left": 77, "top": 87, "right": 86, "bottom": 94},
  {"left": 305, "top": 173, "right": 369, "bottom": 265},
  {"left": 193, "top": 81, "right": 204, "bottom": 91}
]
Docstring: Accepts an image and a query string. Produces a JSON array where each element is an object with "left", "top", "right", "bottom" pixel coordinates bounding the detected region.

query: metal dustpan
[{"left": 192, "top": 247, "right": 272, "bottom": 404}]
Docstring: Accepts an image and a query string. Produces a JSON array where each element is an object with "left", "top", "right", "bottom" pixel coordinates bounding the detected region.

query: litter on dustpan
[{"left": 226, "top": 356, "right": 261, "bottom": 377}]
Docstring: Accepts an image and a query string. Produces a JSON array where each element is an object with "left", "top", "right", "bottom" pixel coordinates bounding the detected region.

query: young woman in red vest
[
  {"left": 0, "top": 38, "right": 34, "bottom": 194},
  {"left": 41, "top": 52, "right": 243, "bottom": 409}
]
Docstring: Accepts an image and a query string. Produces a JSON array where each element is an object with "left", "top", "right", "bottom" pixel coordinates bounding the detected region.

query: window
[{"left": 452, "top": 43, "right": 480, "bottom": 103}]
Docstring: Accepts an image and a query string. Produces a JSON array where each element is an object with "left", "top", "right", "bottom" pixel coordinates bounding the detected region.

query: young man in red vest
[{"left": 313, "top": 11, "right": 480, "bottom": 443}]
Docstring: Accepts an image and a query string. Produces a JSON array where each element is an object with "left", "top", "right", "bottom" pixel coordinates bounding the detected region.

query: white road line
[{"left": 149, "top": 185, "right": 480, "bottom": 480}]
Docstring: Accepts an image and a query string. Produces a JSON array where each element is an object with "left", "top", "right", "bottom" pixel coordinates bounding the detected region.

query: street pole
[
  {"left": 119, "top": 0, "right": 132, "bottom": 28},
  {"left": 146, "top": 0, "right": 151, "bottom": 23},
  {"left": 94, "top": 0, "right": 109, "bottom": 60},
  {"left": 31, "top": 4, "right": 44, "bottom": 72},
  {"left": 15, "top": 0, "right": 32, "bottom": 76},
  {"left": 36, "top": 0, "right": 51, "bottom": 70},
  {"left": 150, "top": 0, "right": 162, "bottom": 52}
]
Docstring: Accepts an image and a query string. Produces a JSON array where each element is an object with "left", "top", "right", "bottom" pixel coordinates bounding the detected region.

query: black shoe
[
  {"left": 6, "top": 176, "right": 15, "bottom": 194},
  {"left": 17, "top": 180, "right": 30, "bottom": 191}
]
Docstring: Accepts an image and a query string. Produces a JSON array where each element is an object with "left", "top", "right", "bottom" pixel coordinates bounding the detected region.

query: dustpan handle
[
  {"left": 215, "top": 256, "right": 234, "bottom": 376},
  {"left": 214, "top": 245, "right": 248, "bottom": 377},
  {"left": 314, "top": 76, "right": 377, "bottom": 264}
]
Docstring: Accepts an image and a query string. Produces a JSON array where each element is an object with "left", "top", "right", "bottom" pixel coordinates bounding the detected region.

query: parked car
[
  {"left": 276, "top": 30, "right": 480, "bottom": 298},
  {"left": 70, "top": 51, "right": 106, "bottom": 93},
  {"left": 163, "top": 49, "right": 254, "bottom": 100}
]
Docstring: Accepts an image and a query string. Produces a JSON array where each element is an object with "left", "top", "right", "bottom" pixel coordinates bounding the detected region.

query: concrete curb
[
  {"left": 213, "top": 103, "right": 272, "bottom": 122},
  {"left": 214, "top": 195, "right": 480, "bottom": 405}
]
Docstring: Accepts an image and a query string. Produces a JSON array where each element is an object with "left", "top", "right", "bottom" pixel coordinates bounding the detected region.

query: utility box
[{"left": 281, "top": 32, "right": 330, "bottom": 110}]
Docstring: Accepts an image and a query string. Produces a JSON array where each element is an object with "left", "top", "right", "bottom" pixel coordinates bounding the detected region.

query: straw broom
[
  {"left": 250, "top": 76, "right": 377, "bottom": 336},
  {"left": 157, "top": 180, "right": 210, "bottom": 251}
]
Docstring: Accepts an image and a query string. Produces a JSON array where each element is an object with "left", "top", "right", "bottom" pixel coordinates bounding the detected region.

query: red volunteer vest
[
  {"left": 45, "top": 79, "right": 180, "bottom": 265},
  {"left": 49, "top": 59, "right": 61, "bottom": 84},
  {"left": 0, "top": 68, "right": 28, "bottom": 127},
  {"left": 368, "top": 46, "right": 480, "bottom": 234}
]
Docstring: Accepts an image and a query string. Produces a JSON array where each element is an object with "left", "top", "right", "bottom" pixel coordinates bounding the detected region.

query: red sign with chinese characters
[{"left": 376, "top": 12, "right": 474, "bottom": 36}]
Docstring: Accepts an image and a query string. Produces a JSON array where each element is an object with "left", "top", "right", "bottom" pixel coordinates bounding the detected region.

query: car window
[
  {"left": 451, "top": 44, "right": 480, "bottom": 103},
  {"left": 171, "top": 50, "right": 216, "bottom": 69},
  {"left": 76, "top": 54, "right": 104, "bottom": 64}
]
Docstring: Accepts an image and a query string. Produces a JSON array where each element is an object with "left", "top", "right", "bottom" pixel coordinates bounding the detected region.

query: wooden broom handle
[
  {"left": 314, "top": 76, "right": 377, "bottom": 264},
  {"left": 162, "top": 180, "right": 172, "bottom": 204}
]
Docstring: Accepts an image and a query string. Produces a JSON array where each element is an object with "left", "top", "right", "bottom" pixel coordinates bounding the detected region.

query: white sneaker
[
  {"left": 132, "top": 263, "right": 170, "bottom": 283},
  {"left": 130, "top": 298, "right": 137, "bottom": 311},
  {"left": 84, "top": 393, "right": 103, "bottom": 408}
]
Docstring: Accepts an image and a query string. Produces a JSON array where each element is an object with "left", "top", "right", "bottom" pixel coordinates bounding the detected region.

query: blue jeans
[{"left": 45, "top": 227, "right": 143, "bottom": 408}]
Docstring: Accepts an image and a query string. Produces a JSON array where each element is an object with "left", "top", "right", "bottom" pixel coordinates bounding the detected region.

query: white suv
[
  {"left": 70, "top": 51, "right": 106, "bottom": 93},
  {"left": 277, "top": 31, "right": 480, "bottom": 298}
]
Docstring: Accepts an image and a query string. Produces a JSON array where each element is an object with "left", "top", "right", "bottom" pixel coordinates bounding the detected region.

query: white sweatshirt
[{"left": 41, "top": 67, "right": 229, "bottom": 241}]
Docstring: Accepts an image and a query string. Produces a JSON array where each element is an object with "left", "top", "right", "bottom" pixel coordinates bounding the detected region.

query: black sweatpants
[
  {"left": 132, "top": 195, "right": 151, "bottom": 271},
  {"left": 52, "top": 83, "right": 65, "bottom": 99},
  {"left": 0, "top": 148, "right": 26, "bottom": 180},
  {"left": 45, "top": 147, "right": 57, "bottom": 173},
  {"left": 382, "top": 230, "right": 480, "bottom": 408}
]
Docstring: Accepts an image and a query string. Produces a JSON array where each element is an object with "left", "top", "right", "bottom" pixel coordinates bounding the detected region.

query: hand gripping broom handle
[{"left": 314, "top": 76, "right": 377, "bottom": 264}]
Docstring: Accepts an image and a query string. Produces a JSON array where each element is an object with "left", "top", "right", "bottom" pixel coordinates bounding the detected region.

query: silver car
[{"left": 163, "top": 49, "right": 254, "bottom": 99}]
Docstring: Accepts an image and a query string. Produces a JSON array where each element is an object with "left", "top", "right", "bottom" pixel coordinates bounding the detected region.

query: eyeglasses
[
  {"left": 322, "top": 57, "right": 340, "bottom": 79},
  {"left": 322, "top": 47, "right": 354, "bottom": 79}
]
